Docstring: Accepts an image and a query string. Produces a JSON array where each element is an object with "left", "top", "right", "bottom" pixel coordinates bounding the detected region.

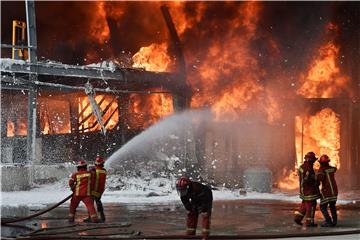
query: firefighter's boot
[
  {"left": 99, "top": 211, "right": 106, "bottom": 223},
  {"left": 68, "top": 214, "right": 75, "bottom": 223},
  {"left": 305, "top": 218, "right": 318, "bottom": 227},
  {"left": 83, "top": 217, "right": 92, "bottom": 223},
  {"left": 320, "top": 204, "right": 333, "bottom": 227}
]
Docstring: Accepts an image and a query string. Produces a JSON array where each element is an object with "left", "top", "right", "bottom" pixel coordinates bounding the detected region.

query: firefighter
[
  {"left": 294, "top": 152, "right": 320, "bottom": 227},
  {"left": 317, "top": 154, "right": 338, "bottom": 227},
  {"left": 176, "top": 176, "right": 213, "bottom": 239},
  {"left": 68, "top": 160, "right": 98, "bottom": 223},
  {"left": 90, "top": 156, "right": 107, "bottom": 223}
]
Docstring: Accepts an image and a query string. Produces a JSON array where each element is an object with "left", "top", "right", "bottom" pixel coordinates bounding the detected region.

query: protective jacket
[
  {"left": 69, "top": 169, "right": 92, "bottom": 197},
  {"left": 181, "top": 181, "right": 213, "bottom": 212},
  {"left": 91, "top": 166, "right": 107, "bottom": 198},
  {"left": 317, "top": 164, "right": 338, "bottom": 204},
  {"left": 298, "top": 161, "right": 320, "bottom": 201}
]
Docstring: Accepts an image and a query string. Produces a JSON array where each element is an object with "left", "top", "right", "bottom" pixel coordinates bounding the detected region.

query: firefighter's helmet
[
  {"left": 95, "top": 156, "right": 105, "bottom": 165},
  {"left": 304, "top": 152, "right": 318, "bottom": 161},
  {"left": 77, "top": 160, "right": 87, "bottom": 167},
  {"left": 319, "top": 154, "right": 330, "bottom": 163},
  {"left": 176, "top": 177, "right": 191, "bottom": 197}
]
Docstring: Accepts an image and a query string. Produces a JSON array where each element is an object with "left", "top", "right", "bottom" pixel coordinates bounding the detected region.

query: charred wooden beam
[{"left": 0, "top": 59, "right": 187, "bottom": 93}]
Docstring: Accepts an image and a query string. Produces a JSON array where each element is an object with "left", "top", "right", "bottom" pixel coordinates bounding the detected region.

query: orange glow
[
  {"left": 7, "top": 121, "right": 15, "bottom": 137},
  {"left": 128, "top": 92, "right": 173, "bottom": 129},
  {"left": 79, "top": 95, "right": 119, "bottom": 132},
  {"left": 189, "top": 2, "right": 273, "bottom": 122},
  {"left": 132, "top": 43, "right": 172, "bottom": 72},
  {"left": 278, "top": 170, "right": 298, "bottom": 191},
  {"left": 279, "top": 108, "right": 340, "bottom": 191},
  {"left": 297, "top": 23, "right": 351, "bottom": 98},
  {"left": 295, "top": 108, "right": 340, "bottom": 169}
]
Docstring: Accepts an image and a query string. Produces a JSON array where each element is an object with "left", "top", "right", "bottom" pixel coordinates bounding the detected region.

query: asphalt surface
[{"left": 2, "top": 199, "right": 360, "bottom": 239}]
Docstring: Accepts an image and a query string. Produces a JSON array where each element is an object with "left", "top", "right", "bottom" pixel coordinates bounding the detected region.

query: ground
[{"left": 2, "top": 198, "right": 360, "bottom": 239}]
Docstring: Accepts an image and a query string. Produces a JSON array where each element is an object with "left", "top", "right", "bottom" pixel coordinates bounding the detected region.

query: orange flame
[
  {"left": 79, "top": 94, "right": 119, "bottom": 132},
  {"left": 279, "top": 108, "right": 340, "bottom": 191},
  {"left": 128, "top": 92, "right": 173, "bottom": 129},
  {"left": 297, "top": 23, "right": 351, "bottom": 98},
  {"left": 132, "top": 43, "right": 172, "bottom": 72}
]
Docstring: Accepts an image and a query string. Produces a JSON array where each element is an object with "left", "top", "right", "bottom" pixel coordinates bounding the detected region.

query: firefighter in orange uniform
[
  {"left": 176, "top": 176, "right": 213, "bottom": 239},
  {"left": 317, "top": 154, "right": 338, "bottom": 227},
  {"left": 68, "top": 160, "right": 98, "bottom": 223},
  {"left": 294, "top": 152, "right": 320, "bottom": 227},
  {"left": 90, "top": 156, "right": 107, "bottom": 222}
]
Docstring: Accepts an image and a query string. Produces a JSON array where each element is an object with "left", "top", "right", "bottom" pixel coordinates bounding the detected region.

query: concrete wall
[{"left": 1, "top": 164, "right": 75, "bottom": 192}]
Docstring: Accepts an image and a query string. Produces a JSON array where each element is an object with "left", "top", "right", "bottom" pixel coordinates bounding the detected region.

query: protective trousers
[
  {"left": 320, "top": 201, "right": 337, "bottom": 226},
  {"left": 94, "top": 196, "right": 105, "bottom": 222},
  {"left": 69, "top": 196, "right": 98, "bottom": 222},
  {"left": 294, "top": 200, "right": 317, "bottom": 226},
  {"left": 186, "top": 210, "right": 211, "bottom": 239}
]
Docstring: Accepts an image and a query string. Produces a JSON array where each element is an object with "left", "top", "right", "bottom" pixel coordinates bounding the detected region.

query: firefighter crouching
[
  {"left": 317, "top": 154, "right": 338, "bottom": 227},
  {"left": 294, "top": 152, "right": 320, "bottom": 227},
  {"left": 68, "top": 160, "right": 98, "bottom": 223},
  {"left": 90, "top": 156, "right": 107, "bottom": 223},
  {"left": 176, "top": 176, "right": 213, "bottom": 239}
]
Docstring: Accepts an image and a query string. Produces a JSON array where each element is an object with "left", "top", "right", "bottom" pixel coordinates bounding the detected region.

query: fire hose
[{"left": 1, "top": 193, "right": 73, "bottom": 225}]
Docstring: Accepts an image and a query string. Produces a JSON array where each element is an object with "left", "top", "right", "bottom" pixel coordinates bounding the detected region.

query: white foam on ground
[{"left": 1, "top": 176, "right": 356, "bottom": 207}]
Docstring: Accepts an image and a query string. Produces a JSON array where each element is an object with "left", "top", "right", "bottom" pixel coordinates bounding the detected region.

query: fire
[
  {"left": 79, "top": 94, "right": 119, "bottom": 132},
  {"left": 279, "top": 108, "right": 341, "bottom": 191},
  {"left": 297, "top": 23, "right": 351, "bottom": 98},
  {"left": 295, "top": 108, "right": 340, "bottom": 169},
  {"left": 7, "top": 121, "right": 15, "bottom": 137},
  {"left": 128, "top": 92, "right": 173, "bottom": 129},
  {"left": 132, "top": 43, "right": 172, "bottom": 72},
  {"left": 189, "top": 2, "right": 274, "bottom": 122}
]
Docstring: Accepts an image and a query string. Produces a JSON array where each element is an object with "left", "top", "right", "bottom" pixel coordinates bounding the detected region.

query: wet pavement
[{"left": 2, "top": 199, "right": 360, "bottom": 238}]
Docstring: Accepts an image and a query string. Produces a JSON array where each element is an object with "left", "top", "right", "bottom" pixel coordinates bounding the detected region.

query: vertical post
[
  {"left": 25, "top": 0, "right": 38, "bottom": 163},
  {"left": 160, "top": 6, "right": 191, "bottom": 111}
]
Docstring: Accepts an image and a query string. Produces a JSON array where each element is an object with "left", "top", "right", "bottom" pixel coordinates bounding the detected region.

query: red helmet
[
  {"left": 77, "top": 160, "right": 87, "bottom": 167},
  {"left": 176, "top": 177, "right": 191, "bottom": 197},
  {"left": 319, "top": 154, "right": 330, "bottom": 163},
  {"left": 95, "top": 156, "right": 105, "bottom": 165},
  {"left": 304, "top": 152, "right": 318, "bottom": 162}
]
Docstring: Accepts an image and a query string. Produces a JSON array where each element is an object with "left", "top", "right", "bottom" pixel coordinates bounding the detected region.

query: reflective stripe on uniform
[
  {"left": 320, "top": 196, "right": 337, "bottom": 205},
  {"left": 294, "top": 211, "right": 304, "bottom": 217},
  {"left": 187, "top": 228, "right": 196, "bottom": 231},
  {"left": 300, "top": 194, "right": 319, "bottom": 201},
  {"left": 94, "top": 169, "right": 106, "bottom": 193},
  {"left": 202, "top": 228, "right": 210, "bottom": 232},
  {"left": 299, "top": 167, "right": 304, "bottom": 196},
  {"left": 326, "top": 172, "right": 335, "bottom": 196},
  {"left": 75, "top": 173, "right": 91, "bottom": 196}
]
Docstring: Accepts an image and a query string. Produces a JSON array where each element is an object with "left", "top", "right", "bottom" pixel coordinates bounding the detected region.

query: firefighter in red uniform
[
  {"left": 317, "top": 154, "right": 338, "bottom": 227},
  {"left": 68, "top": 160, "right": 98, "bottom": 223},
  {"left": 176, "top": 176, "right": 213, "bottom": 239},
  {"left": 90, "top": 156, "right": 107, "bottom": 222},
  {"left": 294, "top": 152, "right": 320, "bottom": 227}
]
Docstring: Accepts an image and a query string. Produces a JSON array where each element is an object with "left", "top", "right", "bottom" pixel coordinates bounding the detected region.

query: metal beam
[
  {"left": 25, "top": 0, "right": 38, "bottom": 164},
  {"left": 0, "top": 59, "right": 187, "bottom": 92}
]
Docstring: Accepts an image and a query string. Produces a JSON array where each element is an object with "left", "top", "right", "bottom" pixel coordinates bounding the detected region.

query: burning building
[{"left": 1, "top": 1, "right": 359, "bottom": 190}]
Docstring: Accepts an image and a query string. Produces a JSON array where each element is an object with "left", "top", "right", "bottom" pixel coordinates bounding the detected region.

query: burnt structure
[{"left": 1, "top": 2, "right": 191, "bottom": 164}]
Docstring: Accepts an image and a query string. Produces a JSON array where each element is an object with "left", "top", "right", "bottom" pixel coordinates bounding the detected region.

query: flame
[
  {"left": 278, "top": 108, "right": 340, "bottom": 191},
  {"left": 7, "top": 121, "right": 15, "bottom": 137},
  {"left": 189, "top": 2, "right": 274, "bottom": 122},
  {"left": 278, "top": 169, "right": 298, "bottom": 191},
  {"left": 295, "top": 108, "right": 340, "bottom": 169},
  {"left": 79, "top": 94, "right": 119, "bottom": 132},
  {"left": 297, "top": 23, "right": 351, "bottom": 98},
  {"left": 128, "top": 92, "right": 173, "bottom": 129},
  {"left": 132, "top": 43, "right": 171, "bottom": 72}
]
